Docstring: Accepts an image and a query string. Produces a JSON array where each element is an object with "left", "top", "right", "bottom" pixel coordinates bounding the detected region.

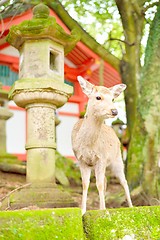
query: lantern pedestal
[{"left": 0, "top": 183, "right": 77, "bottom": 210}]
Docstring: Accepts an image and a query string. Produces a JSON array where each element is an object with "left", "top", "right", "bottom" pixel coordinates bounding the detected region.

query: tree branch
[
  {"left": 137, "top": 0, "right": 148, "bottom": 7},
  {"left": 46, "top": 0, "right": 121, "bottom": 72},
  {"left": 143, "top": 1, "right": 160, "bottom": 13},
  {"left": 0, "top": 2, "right": 23, "bottom": 38},
  {"left": 0, "top": 183, "right": 31, "bottom": 210},
  {"left": 108, "top": 37, "right": 135, "bottom": 46}
]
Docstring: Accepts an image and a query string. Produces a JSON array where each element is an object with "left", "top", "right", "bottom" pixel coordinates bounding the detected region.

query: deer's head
[{"left": 77, "top": 76, "right": 126, "bottom": 119}]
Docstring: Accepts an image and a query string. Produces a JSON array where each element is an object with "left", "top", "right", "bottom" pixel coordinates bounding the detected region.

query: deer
[{"left": 71, "top": 76, "right": 133, "bottom": 214}]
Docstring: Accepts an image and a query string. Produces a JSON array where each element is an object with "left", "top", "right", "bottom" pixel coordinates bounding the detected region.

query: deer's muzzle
[{"left": 111, "top": 109, "right": 118, "bottom": 116}]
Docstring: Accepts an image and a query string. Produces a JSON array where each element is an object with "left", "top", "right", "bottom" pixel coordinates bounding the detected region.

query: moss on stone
[
  {"left": 6, "top": 3, "right": 80, "bottom": 55},
  {"left": 0, "top": 208, "right": 84, "bottom": 240},
  {"left": 0, "top": 153, "right": 20, "bottom": 165},
  {"left": 55, "top": 152, "right": 81, "bottom": 186},
  {"left": 0, "top": 206, "right": 160, "bottom": 239},
  {"left": 83, "top": 206, "right": 160, "bottom": 240}
]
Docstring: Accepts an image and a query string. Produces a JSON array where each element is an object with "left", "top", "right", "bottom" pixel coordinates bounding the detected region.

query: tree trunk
[
  {"left": 115, "top": 0, "right": 144, "bottom": 135},
  {"left": 127, "top": 5, "right": 160, "bottom": 200}
]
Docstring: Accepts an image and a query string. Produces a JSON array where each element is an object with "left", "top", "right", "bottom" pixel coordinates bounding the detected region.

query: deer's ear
[
  {"left": 77, "top": 76, "right": 94, "bottom": 96},
  {"left": 109, "top": 84, "right": 126, "bottom": 98}
]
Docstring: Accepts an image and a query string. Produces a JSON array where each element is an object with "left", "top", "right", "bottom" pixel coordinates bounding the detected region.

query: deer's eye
[{"left": 96, "top": 96, "right": 101, "bottom": 100}]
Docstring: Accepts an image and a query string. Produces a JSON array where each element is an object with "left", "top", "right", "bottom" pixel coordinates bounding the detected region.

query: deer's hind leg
[
  {"left": 80, "top": 164, "right": 91, "bottom": 214},
  {"left": 111, "top": 159, "right": 133, "bottom": 207}
]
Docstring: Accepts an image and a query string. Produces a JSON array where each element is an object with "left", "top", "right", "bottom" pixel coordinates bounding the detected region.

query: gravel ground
[{"left": 0, "top": 170, "right": 133, "bottom": 211}]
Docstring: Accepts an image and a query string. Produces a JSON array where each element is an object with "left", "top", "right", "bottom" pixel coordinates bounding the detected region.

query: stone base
[{"left": 0, "top": 183, "right": 78, "bottom": 210}]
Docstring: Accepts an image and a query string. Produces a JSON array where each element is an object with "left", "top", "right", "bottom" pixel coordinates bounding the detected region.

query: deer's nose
[{"left": 111, "top": 109, "right": 118, "bottom": 116}]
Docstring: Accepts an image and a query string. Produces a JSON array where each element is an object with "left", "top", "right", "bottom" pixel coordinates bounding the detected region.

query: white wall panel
[
  {"left": 57, "top": 102, "right": 79, "bottom": 114},
  {"left": 56, "top": 115, "right": 78, "bottom": 156}
]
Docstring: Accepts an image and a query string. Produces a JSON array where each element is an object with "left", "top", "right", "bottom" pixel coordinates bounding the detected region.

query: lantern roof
[
  {"left": 7, "top": 3, "right": 80, "bottom": 55},
  {"left": 0, "top": 1, "right": 121, "bottom": 87}
]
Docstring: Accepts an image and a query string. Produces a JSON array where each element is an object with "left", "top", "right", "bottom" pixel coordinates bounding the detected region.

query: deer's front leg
[
  {"left": 80, "top": 164, "right": 91, "bottom": 215},
  {"left": 95, "top": 164, "right": 106, "bottom": 210}
]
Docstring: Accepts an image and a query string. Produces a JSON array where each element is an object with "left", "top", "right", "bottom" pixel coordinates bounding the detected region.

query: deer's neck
[{"left": 80, "top": 115, "right": 103, "bottom": 145}]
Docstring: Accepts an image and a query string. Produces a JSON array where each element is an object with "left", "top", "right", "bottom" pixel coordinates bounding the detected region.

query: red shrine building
[{"left": 0, "top": 4, "right": 121, "bottom": 160}]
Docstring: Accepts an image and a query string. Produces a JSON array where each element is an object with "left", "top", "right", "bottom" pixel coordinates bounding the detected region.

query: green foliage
[
  {"left": 60, "top": 0, "right": 158, "bottom": 60},
  {"left": 56, "top": 151, "right": 81, "bottom": 186},
  {"left": 60, "top": 0, "right": 123, "bottom": 58}
]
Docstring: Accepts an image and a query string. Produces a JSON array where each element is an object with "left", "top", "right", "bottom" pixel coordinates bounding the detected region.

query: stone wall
[{"left": 0, "top": 206, "right": 160, "bottom": 239}]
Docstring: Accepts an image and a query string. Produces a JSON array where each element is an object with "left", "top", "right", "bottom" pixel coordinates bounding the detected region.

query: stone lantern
[
  {"left": 1, "top": 3, "right": 80, "bottom": 209},
  {"left": 112, "top": 118, "right": 125, "bottom": 140},
  {"left": 0, "top": 83, "right": 16, "bottom": 161}
]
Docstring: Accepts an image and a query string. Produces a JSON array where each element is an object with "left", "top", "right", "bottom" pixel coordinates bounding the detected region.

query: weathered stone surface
[
  {"left": 26, "top": 102, "right": 56, "bottom": 183},
  {"left": 83, "top": 206, "right": 160, "bottom": 240},
  {"left": 9, "top": 79, "right": 73, "bottom": 108},
  {"left": 0, "top": 85, "right": 14, "bottom": 155},
  {"left": 0, "top": 183, "right": 78, "bottom": 210},
  {"left": 0, "top": 112, "right": 13, "bottom": 152},
  {"left": 19, "top": 39, "right": 64, "bottom": 81},
  {"left": 0, "top": 108, "right": 13, "bottom": 120}
]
